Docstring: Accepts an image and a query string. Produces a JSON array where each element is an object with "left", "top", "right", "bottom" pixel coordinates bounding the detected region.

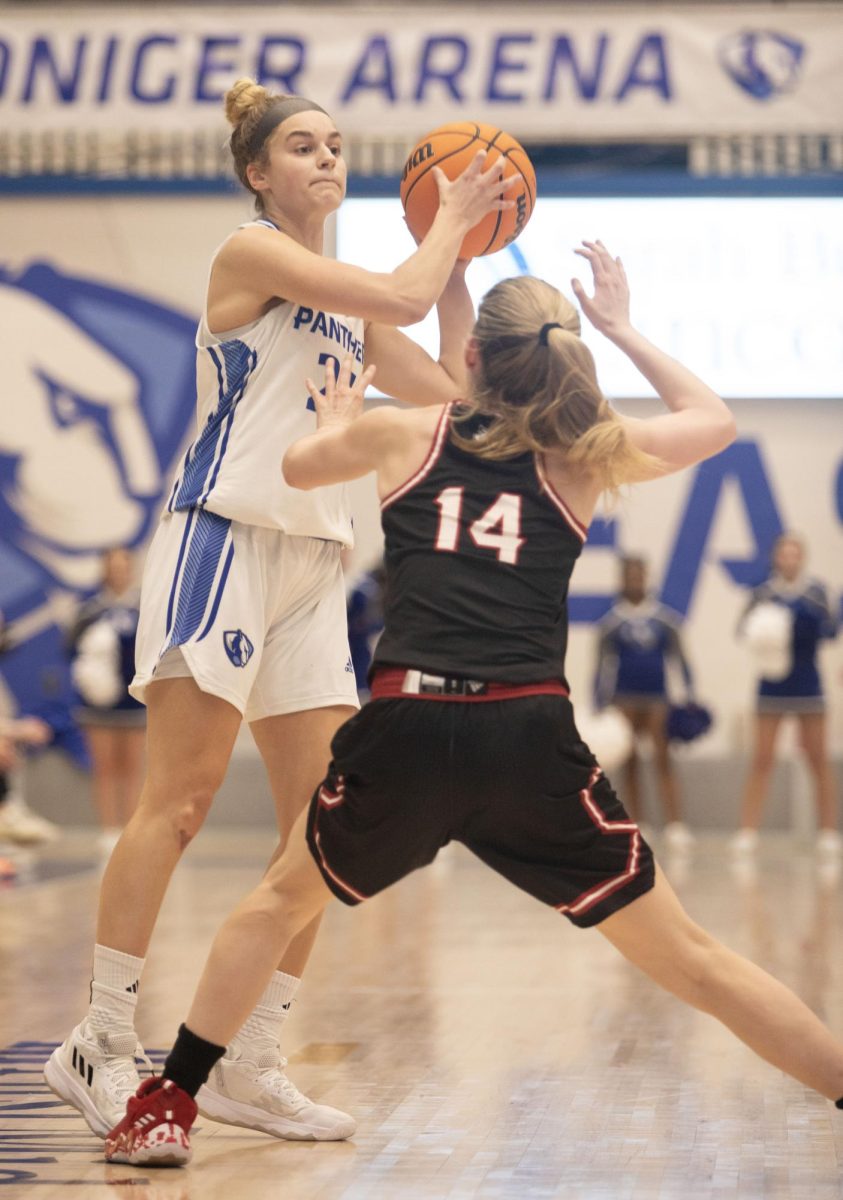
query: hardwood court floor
[{"left": 1, "top": 831, "right": 842, "bottom": 1199}]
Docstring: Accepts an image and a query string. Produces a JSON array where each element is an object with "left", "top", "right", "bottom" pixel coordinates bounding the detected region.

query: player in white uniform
[{"left": 45, "top": 78, "right": 517, "bottom": 1142}]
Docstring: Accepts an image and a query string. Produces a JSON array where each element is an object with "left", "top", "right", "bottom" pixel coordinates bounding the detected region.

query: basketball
[{"left": 400, "top": 121, "right": 536, "bottom": 258}]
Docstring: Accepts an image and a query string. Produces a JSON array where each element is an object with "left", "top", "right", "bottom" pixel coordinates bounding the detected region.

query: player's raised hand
[
  {"left": 434, "top": 151, "right": 521, "bottom": 230},
  {"left": 305, "top": 355, "right": 377, "bottom": 429},
  {"left": 571, "top": 240, "right": 632, "bottom": 339}
]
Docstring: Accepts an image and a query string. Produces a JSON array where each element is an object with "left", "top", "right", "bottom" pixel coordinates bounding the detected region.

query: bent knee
[
  {"left": 138, "top": 786, "right": 217, "bottom": 847},
  {"left": 174, "top": 796, "right": 214, "bottom": 845}
]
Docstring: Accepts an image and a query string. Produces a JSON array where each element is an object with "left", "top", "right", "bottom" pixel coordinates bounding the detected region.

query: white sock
[
  {"left": 230, "top": 971, "right": 300, "bottom": 1054},
  {"left": 88, "top": 944, "right": 145, "bottom": 1032}
]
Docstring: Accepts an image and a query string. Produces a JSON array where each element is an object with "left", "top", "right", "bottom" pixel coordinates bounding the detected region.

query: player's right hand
[
  {"left": 433, "top": 151, "right": 520, "bottom": 230},
  {"left": 571, "top": 240, "right": 632, "bottom": 338}
]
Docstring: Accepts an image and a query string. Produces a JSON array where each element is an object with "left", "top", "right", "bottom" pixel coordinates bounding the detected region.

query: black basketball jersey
[{"left": 372, "top": 404, "right": 588, "bottom": 684}]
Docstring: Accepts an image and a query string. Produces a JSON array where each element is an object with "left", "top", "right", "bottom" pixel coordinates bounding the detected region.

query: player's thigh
[
  {"left": 596, "top": 866, "right": 716, "bottom": 995},
  {"left": 251, "top": 705, "right": 356, "bottom": 837},
  {"left": 142, "top": 676, "right": 241, "bottom": 805}
]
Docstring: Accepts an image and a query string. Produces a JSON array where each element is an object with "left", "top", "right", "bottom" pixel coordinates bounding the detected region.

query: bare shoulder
[
  {"left": 398, "top": 404, "right": 445, "bottom": 433},
  {"left": 214, "top": 222, "right": 289, "bottom": 267},
  {"left": 208, "top": 226, "right": 303, "bottom": 328},
  {"left": 373, "top": 404, "right": 447, "bottom": 499},
  {"left": 357, "top": 402, "right": 441, "bottom": 444}
]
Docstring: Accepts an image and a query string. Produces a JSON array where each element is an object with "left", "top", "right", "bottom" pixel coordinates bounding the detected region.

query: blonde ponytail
[{"left": 452, "top": 276, "right": 660, "bottom": 493}]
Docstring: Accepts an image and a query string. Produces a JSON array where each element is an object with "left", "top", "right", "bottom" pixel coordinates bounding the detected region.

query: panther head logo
[
  {"left": 0, "top": 261, "right": 197, "bottom": 719},
  {"left": 224, "top": 629, "right": 254, "bottom": 669},
  {"left": 718, "top": 30, "right": 805, "bottom": 100}
]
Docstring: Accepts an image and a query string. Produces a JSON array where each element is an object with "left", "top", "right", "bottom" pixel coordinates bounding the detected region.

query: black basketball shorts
[{"left": 305, "top": 692, "right": 656, "bottom": 928}]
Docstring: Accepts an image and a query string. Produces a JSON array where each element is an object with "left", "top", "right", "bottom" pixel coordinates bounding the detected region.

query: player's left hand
[{"left": 306, "top": 355, "right": 377, "bottom": 429}]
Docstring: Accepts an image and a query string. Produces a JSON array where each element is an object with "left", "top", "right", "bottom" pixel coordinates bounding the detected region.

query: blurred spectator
[
  {"left": 731, "top": 532, "right": 839, "bottom": 858},
  {"left": 0, "top": 612, "right": 60, "bottom": 850},
  {"left": 68, "top": 548, "right": 145, "bottom": 857},
  {"left": 594, "top": 556, "right": 696, "bottom": 849},
  {"left": 346, "top": 559, "right": 386, "bottom": 697}
]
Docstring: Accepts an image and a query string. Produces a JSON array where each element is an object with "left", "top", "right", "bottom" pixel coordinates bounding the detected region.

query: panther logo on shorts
[{"left": 224, "top": 629, "right": 254, "bottom": 668}]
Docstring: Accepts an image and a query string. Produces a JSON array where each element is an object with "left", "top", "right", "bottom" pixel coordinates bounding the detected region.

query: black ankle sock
[
  {"left": 162, "top": 1023, "right": 226, "bottom": 1098},
  {"left": 836, "top": 1097, "right": 843, "bottom": 1110}
]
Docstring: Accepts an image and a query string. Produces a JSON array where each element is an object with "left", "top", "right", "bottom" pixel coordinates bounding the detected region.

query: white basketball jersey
[{"left": 166, "top": 220, "right": 364, "bottom": 545}]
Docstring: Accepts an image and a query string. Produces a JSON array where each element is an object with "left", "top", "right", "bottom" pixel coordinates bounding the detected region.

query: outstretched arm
[
  {"left": 364, "top": 260, "right": 474, "bottom": 407},
  {"left": 572, "top": 241, "right": 737, "bottom": 479}
]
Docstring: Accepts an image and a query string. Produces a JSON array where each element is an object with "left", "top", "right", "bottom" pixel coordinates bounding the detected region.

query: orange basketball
[{"left": 400, "top": 121, "right": 536, "bottom": 259}]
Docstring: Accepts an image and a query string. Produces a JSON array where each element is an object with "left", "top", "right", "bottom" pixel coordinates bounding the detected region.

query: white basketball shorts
[{"left": 131, "top": 508, "right": 359, "bottom": 722}]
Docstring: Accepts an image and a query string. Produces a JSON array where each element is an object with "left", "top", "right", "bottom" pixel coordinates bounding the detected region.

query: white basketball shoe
[
  {"left": 0, "top": 796, "right": 60, "bottom": 845},
  {"left": 197, "top": 1038, "right": 355, "bottom": 1141},
  {"left": 44, "top": 1021, "right": 150, "bottom": 1137}
]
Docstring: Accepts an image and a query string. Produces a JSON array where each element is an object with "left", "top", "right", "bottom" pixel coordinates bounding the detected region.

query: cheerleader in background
[
  {"left": 69, "top": 549, "right": 145, "bottom": 857},
  {"left": 731, "top": 532, "right": 840, "bottom": 857},
  {"left": 594, "top": 556, "right": 696, "bottom": 849},
  {"left": 0, "top": 610, "right": 59, "bottom": 850}
]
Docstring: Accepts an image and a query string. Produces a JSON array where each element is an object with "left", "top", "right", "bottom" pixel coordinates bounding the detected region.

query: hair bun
[{"left": 224, "top": 78, "right": 270, "bottom": 127}]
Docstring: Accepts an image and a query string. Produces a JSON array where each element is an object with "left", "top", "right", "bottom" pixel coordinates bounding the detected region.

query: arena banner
[{"left": 0, "top": 4, "right": 841, "bottom": 140}]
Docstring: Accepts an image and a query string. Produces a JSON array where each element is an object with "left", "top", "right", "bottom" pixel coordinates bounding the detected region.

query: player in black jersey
[{"left": 104, "top": 240, "right": 843, "bottom": 1164}]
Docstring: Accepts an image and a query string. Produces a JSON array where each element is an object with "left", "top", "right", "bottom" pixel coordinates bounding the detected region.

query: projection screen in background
[{"left": 336, "top": 197, "right": 842, "bottom": 400}]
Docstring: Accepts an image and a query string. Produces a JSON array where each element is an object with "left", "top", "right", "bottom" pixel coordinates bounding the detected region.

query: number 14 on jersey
[{"left": 434, "top": 487, "right": 525, "bottom": 565}]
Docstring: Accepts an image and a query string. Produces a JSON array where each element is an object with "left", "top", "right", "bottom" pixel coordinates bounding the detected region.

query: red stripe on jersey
[
  {"left": 370, "top": 669, "right": 568, "bottom": 702},
  {"left": 533, "top": 457, "right": 588, "bottom": 543},
  {"left": 380, "top": 402, "right": 454, "bottom": 511},
  {"left": 556, "top": 768, "right": 642, "bottom": 918}
]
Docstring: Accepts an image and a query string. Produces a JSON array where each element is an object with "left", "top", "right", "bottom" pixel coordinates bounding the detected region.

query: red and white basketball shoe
[{"left": 105, "top": 1077, "right": 196, "bottom": 1167}]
